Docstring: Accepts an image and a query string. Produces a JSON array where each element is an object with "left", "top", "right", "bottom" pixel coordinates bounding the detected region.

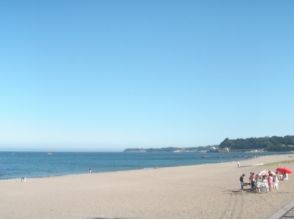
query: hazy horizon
[{"left": 1, "top": 0, "right": 294, "bottom": 151}]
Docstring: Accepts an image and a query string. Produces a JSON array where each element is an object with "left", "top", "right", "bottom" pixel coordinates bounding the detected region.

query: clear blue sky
[{"left": 0, "top": 0, "right": 293, "bottom": 151}]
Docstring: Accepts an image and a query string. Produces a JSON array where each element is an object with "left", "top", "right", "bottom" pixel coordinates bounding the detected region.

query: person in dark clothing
[{"left": 240, "top": 174, "right": 245, "bottom": 190}]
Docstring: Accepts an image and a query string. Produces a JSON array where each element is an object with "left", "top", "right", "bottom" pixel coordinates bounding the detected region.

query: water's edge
[{"left": 0, "top": 151, "right": 291, "bottom": 180}]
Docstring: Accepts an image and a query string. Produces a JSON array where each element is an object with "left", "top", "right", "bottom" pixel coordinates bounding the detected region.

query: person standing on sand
[
  {"left": 262, "top": 175, "right": 269, "bottom": 192},
  {"left": 249, "top": 172, "right": 255, "bottom": 190},
  {"left": 240, "top": 174, "right": 245, "bottom": 190},
  {"left": 268, "top": 174, "right": 273, "bottom": 192},
  {"left": 255, "top": 174, "right": 262, "bottom": 193},
  {"left": 273, "top": 173, "right": 279, "bottom": 190},
  {"left": 237, "top": 161, "right": 240, "bottom": 168}
]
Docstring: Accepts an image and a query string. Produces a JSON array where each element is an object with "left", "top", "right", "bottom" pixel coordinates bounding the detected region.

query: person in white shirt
[{"left": 273, "top": 174, "right": 279, "bottom": 190}]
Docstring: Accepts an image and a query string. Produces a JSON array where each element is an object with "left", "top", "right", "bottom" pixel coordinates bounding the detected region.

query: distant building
[{"left": 207, "top": 146, "right": 230, "bottom": 153}]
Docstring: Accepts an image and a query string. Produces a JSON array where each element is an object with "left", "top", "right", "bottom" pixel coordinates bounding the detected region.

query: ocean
[{"left": 0, "top": 151, "right": 287, "bottom": 180}]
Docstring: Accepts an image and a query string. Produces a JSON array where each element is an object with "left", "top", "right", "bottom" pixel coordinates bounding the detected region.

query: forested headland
[{"left": 219, "top": 135, "right": 294, "bottom": 151}]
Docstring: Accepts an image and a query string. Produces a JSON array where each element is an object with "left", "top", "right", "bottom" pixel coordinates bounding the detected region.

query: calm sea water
[{"left": 0, "top": 151, "right": 287, "bottom": 180}]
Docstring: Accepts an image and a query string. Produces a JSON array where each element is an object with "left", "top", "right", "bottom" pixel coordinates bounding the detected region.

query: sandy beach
[{"left": 0, "top": 154, "right": 293, "bottom": 218}]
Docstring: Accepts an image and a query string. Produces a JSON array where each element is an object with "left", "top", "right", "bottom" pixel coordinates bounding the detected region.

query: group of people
[{"left": 239, "top": 170, "right": 289, "bottom": 193}]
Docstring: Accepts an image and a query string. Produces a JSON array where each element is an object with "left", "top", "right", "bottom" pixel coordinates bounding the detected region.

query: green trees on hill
[{"left": 219, "top": 135, "right": 294, "bottom": 151}]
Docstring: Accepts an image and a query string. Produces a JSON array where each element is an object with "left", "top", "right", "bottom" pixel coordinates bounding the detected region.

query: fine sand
[{"left": 0, "top": 154, "right": 294, "bottom": 218}]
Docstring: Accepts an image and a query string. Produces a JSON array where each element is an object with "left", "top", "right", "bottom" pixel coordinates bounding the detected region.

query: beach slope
[{"left": 0, "top": 154, "right": 293, "bottom": 218}]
